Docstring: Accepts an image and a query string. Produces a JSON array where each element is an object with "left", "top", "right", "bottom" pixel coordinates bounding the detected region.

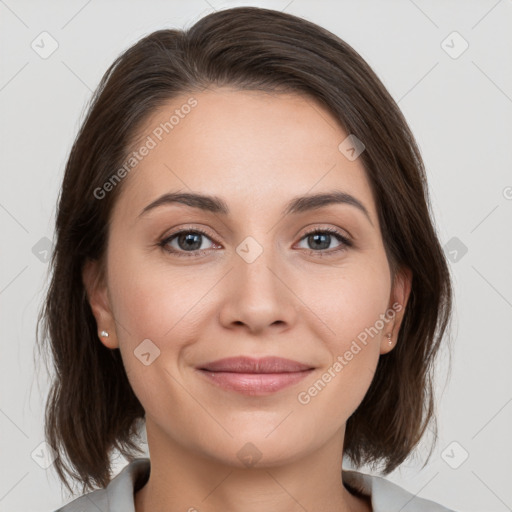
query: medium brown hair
[{"left": 37, "top": 6, "right": 452, "bottom": 494}]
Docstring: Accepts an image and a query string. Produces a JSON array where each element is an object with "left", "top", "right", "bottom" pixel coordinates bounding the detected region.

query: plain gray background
[{"left": 1, "top": 1, "right": 511, "bottom": 511}]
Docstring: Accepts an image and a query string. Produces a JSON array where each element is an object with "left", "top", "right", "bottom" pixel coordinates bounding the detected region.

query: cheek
[
  {"left": 106, "top": 245, "right": 220, "bottom": 392},
  {"left": 309, "top": 256, "right": 391, "bottom": 347},
  {"left": 107, "top": 242, "right": 205, "bottom": 340},
  {"left": 295, "top": 293, "right": 388, "bottom": 426},
  {"left": 105, "top": 248, "right": 199, "bottom": 413},
  {"left": 297, "top": 257, "right": 391, "bottom": 404}
]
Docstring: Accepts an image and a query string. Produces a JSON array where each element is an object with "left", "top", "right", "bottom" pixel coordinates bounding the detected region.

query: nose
[{"left": 218, "top": 241, "right": 297, "bottom": 335}]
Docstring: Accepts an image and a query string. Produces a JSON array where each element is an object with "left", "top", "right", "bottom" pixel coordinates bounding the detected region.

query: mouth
[{"left": 196, "top": 356, "right": 315, "bottom": 395}]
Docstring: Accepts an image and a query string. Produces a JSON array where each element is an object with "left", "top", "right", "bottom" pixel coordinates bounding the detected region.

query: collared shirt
[{"left": 55, "top": 458, "right": 455, "bottom": 512}]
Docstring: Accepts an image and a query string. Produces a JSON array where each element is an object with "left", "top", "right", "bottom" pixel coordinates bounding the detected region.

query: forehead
[{"left": 114, "top": 88, "right": 376, "bottom": 223}]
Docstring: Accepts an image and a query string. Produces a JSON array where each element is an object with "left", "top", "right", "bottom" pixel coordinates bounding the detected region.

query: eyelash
[{"left": 158, "top": 226, "right": 353, "bottom": 259}]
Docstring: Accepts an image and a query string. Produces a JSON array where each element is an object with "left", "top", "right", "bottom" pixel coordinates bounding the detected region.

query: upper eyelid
[{"left": 162, "top": 226, "right": 218, "bottom": 242}]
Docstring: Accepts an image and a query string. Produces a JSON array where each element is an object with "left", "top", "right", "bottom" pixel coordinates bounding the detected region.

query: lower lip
[{"left": 197, "top": 369, "right": 314, "bottom": 395}]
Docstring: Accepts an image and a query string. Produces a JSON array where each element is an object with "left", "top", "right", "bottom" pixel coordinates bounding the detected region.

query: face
[{"left": 84, "top": 88, "right": 410, "bottom": 467}]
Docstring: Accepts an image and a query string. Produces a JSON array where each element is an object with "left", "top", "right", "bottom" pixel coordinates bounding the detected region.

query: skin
[{"left": 83, "top": 88, "right": 411, "bottom": 512}]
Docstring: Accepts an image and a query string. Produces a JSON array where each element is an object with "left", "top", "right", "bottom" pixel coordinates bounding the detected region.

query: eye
[
  {"left": 296, "top": 227, "right": 352, "bottom": 255},
  {"left": 159, "top": 228, "right": 218, "bottom": 257},
  {"left": 158, "top": 226, "right": 352, "bottom": 258}
]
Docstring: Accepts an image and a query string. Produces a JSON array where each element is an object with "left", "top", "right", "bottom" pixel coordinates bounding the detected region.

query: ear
[
  {"left": 380, "top": 266, "right": 412, "bottom": 355},
  {"left": 82, "top": 258, "right": 119, "bottom": 349}
]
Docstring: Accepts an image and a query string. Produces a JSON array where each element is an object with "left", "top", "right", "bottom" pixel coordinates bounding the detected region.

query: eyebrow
[{"left": 138, "top": 190, "right": 373, "bottom": 225}]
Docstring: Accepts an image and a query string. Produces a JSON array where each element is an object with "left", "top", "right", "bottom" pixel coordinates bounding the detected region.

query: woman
[{"left": 38, "top": 6, "right": 454, "bottom": 511}]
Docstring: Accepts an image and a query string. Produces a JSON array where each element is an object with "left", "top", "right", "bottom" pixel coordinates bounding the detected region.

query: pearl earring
[
  {"left": 100, "top": 330, "right": 109, "bottom": 338},
  {"left": 386, "top": 333, "right": 393, "bottom": 345}
]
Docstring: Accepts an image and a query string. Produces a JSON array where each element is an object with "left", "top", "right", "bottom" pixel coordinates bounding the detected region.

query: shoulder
[
  {"left": 54, "top": 458, "right": 150, "bottom": 512},
  {"left": 342, "top": 470, "right": 456, "bottom": 512},
  {"left": 54, "top": 487, "right": 108, "bottom": 512}
]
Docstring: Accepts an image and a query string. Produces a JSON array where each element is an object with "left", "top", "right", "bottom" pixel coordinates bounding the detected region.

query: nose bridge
[
  {"left": 234, "top": 232, "right": 282, "bottom": 298},
  {"left": 220, "top": 231, "right": 295, "bottom": 332}
]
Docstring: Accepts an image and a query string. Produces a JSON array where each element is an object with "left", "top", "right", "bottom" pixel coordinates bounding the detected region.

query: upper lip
[{"left": 198, "top": 356, "right": 313, "bottom": 373}]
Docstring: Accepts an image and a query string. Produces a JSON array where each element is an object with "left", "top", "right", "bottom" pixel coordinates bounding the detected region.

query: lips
[
  {"left": 198, "top": 356, "right": 313, "bottom": 373},
  {"left": 196, "top": 356, "right": 315, "bottom": 395}
]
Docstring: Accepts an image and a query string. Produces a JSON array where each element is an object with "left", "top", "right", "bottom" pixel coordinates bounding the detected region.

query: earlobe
[
  {"left": 82, "top": 258, "right": 119, "bottom": 349},
  {"left": 380, "top": 266, "right": 412, "bottom": 355}
]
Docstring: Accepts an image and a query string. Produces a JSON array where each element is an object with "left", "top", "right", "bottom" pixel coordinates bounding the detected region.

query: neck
[{"left": 134, "top": 421, "right": 371, "bottom": 512}]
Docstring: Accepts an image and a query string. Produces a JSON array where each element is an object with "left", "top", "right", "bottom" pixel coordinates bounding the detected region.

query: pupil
[
  {"left": 310, "top": 233, "right": 329, "bottom": 250},
  {"left": 180, "top": 233, "right": 201, "bottom": 250}
]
